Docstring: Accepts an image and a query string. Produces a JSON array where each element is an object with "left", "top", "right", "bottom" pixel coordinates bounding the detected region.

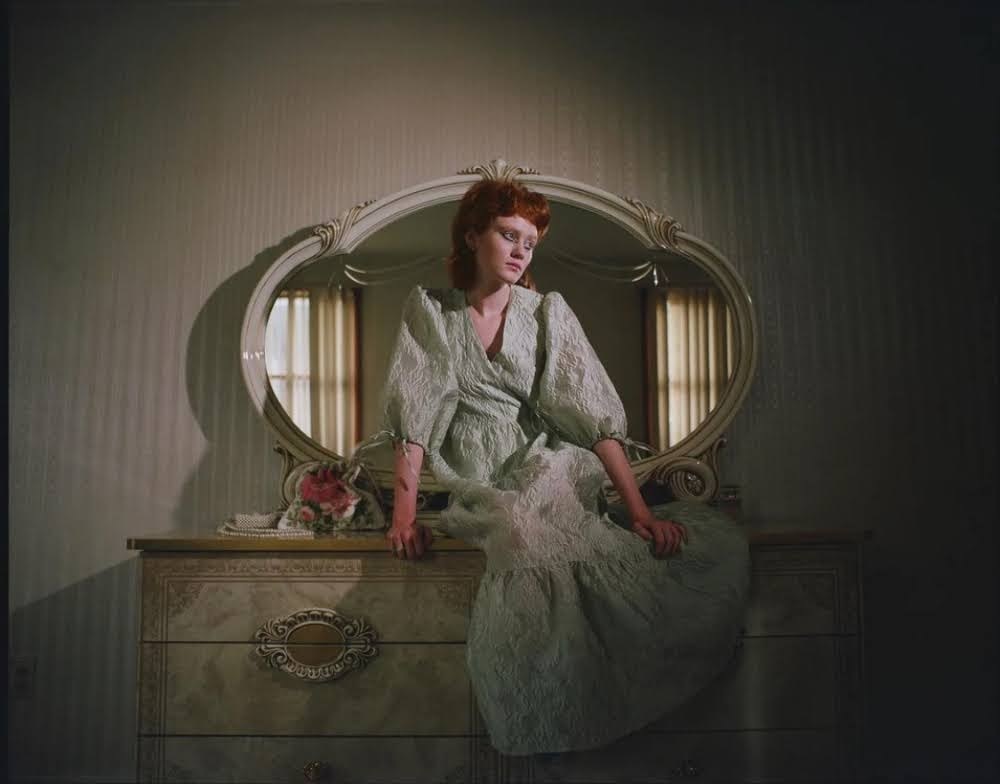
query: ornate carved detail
[
  {"left": 751, "top": 546, "right": 859, "bottom": 634},
  {"left": 458, "top": 157, "right": 541, "bottom": 181},
  {"left": 699, "top": 437, "right": 726, "bottom": 485},
  {"left": 648, "top": 456, "right": 718, "bottom": 502},
  {"left": 313, "top": 200, "right": 374, "bottom": 257},
  {"left": 143, "top": 553, "right": 485, "bottom": 581},
  {"left": 303, "top": 760, "right": 332, "bottom": 782},
  {"left": 624, "top": 196, "right": 684, "bottom": 251},
  {"left": 434, "top": 580, "right": 473, "bottom": 614},
  {"left": 141, "top": 561, "right": 166, "bottom": 642},
  {"left": 254, "top": 607, "right": 379, "bottom": 682},
  {"left": 138, "top": 643, "right": 165, "bottom": 735},
  {"left": 165, "top": 580, "right": 205, "bottom": 621},
  {"left": 274, "top": 443, "right": 299, "bottom": 505}
]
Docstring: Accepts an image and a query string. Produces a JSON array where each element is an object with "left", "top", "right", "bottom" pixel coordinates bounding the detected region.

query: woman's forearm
[
  {"left": 592, "top": 438, "right": 651, "bottom": 523},
  {"left": 392, "top": 442, "right": 425, "bottom": 526}
]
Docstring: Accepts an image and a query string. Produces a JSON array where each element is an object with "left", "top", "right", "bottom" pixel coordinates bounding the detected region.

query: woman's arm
[
  {"left": 592, "top": 438, "right": 686, "bottom": 557},
  {"left": 385, "top": 442, "right": 434, "bottom": 559}
]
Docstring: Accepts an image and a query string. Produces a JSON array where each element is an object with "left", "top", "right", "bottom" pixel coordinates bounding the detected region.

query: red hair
[{"left": 446, "top": 179, "right": 550, "bottom": 291}]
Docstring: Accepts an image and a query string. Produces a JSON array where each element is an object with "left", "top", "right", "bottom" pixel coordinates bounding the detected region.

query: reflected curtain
[
  {"left": 645, "top": 286, "right": 734, "bottom": 449},
  {"left": 309, "top": 286, "right": 358, "bottom": 455},
  {"left": 264, "top": 290, "right": 312, "bottom": 435},
  {"left": 264, "top": 287, "right": 359, "bottom": 453}
]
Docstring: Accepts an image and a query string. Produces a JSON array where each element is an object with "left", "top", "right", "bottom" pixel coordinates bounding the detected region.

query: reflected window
[
  {"left": 647, "top": 286, "right": 734, "bottom": 448},
  {"left": 265, "top": 287, "right": 359, "bottom": 453},
  {"left": 266, "top": 291, "right": 312, "bottom": 435}
]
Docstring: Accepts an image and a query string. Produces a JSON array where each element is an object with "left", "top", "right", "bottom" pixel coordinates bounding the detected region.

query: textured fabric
[{"left": 380, "top": 284, "right": 750, "bottom": 754}]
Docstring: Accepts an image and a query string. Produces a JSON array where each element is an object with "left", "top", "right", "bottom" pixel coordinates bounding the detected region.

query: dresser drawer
[
  {"left": 532, "top": 729, "right": 841, "bottom": 783},
  {"left": 138, "top": 736, "right": 497, "bottom": 784},
  {"left": 139, "top": 642, "right": 473, "bottom": 736},
  {"left": 746, "top": 546, "right": 860, "bottom": 635},
  {"left": 646, "top": 636, "right": 858, "bottom": 732},
  {"left": 140, "top": 552, "right": 483, "bottom": 643}
]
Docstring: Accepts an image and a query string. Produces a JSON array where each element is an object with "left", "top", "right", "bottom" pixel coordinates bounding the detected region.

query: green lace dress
[{"left": 378, "top": 285, "right": 750, "bottom": 755}]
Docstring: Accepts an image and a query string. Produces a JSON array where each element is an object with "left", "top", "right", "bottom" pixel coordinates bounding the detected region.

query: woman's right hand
[{"left": 386, "top": 519, "right": 434, "bottom": 560}]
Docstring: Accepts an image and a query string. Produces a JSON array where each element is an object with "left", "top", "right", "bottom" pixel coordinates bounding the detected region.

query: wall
[{"left": 8, "top": 1, "right": 996, "bottom": 781}]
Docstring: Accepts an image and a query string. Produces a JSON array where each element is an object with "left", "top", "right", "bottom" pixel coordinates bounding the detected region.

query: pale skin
[{"left": 386, "top": 214, "right": 687, "bottom": 560}]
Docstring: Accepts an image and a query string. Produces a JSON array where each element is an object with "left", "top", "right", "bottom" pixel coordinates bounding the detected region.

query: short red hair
[{"left": 446, "top": 179, "right": 550, "bottom": 291}]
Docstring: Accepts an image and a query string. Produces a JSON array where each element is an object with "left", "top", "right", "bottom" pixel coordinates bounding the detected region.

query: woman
[{"left": 376, "top": 179, "right": 749, "bottom": 755}]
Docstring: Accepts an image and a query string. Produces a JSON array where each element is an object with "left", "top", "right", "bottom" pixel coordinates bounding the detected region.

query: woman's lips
[{"left": 505, "top": 262, "right": 522, "bottom": 273}]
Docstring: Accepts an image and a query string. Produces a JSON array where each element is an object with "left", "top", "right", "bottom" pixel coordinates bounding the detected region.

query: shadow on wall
[
  {"left": 175, "top": 227, "right": 320, "bottom": 531},
  {"left": 9, "top": 560, "right": 140, "bottom": 781}
]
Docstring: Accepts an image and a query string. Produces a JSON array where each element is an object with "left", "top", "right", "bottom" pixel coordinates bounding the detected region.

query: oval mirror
[{"left": 242, "top": 160, "right": 757, "bottom": 503}]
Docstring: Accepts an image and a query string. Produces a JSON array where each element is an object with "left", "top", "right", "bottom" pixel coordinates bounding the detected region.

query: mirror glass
[{"left": 264, "top": 201, "right": 735, "bottom": 463}]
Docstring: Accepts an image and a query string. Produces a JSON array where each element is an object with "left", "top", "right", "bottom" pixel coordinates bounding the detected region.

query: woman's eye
[{"left": 502, "top": 231, "right": 516, "bottom": 240}]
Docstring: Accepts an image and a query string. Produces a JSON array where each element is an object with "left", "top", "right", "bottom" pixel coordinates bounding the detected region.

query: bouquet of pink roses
[{"left": 280, "top": 461, "right": 384, "bottom": 534}]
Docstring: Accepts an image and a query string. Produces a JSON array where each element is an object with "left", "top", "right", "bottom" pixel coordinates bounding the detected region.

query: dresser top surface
[{"left": 127, "top": 527, "right": 870, "bottom": 552}]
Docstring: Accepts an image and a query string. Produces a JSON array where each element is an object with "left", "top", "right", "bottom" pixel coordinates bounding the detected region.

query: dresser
[{"left": 128, "top": 529, "right": 865, "bottom": 783}]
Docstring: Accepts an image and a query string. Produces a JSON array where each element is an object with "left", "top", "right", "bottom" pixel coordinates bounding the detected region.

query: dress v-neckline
[{"left": 463, "top": 286, "right": 516, "bottom": 364}]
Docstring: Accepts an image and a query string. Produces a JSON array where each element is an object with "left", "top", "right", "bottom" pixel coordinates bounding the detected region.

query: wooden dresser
[{"left": 128, "top": 529, "right": 865, "bottom": 783}]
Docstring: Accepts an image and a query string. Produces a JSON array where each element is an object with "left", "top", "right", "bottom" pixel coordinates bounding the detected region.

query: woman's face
[{"left": 466, "top": 214, "right": 539, "bottom": 288}]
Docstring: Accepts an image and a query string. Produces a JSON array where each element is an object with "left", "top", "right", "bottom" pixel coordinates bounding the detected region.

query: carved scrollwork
[
  {"left": 458, "top": 157, "right": 541, "bottom": 181},
  {"left": 254, "top": 607, "right": 378, "bottom": 682},
  {"left": 313, "top": 199, "right": 375, "bottom": 257},
  {"left": 649, "top": 455, "right": 719, "bottom": 503},
  {"left": 624, "top": 196, "right": 684, "bottom": 252}
]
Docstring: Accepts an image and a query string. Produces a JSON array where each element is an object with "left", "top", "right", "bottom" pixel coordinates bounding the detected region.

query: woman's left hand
[{"left": 631, "top": 517, "right": 688, "bottom": 558}]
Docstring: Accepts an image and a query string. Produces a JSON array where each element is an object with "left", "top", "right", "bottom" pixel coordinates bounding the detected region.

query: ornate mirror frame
[{"left": 241, "top": 159, "right": 758, "bottom": 504}]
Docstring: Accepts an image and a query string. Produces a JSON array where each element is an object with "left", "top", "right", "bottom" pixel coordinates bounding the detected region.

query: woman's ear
[{"left": 465, "top": 229, "right": 477, "bottom": 253}]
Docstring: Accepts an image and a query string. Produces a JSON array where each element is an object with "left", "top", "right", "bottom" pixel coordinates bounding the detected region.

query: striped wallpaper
[{"left": 9, "top": 1, "right": 996, "bottom": 780}]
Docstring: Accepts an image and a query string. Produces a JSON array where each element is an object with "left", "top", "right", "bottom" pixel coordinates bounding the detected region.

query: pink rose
[
  {"left": 300, "top": 468, "right": 347, "bottom": 506},
  {"left": 298, "top": 505, "right": 316, "bottom": 523}
]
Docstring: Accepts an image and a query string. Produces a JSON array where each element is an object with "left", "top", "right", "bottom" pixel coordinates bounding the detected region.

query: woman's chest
[
  {"left": 466, "top": 307, "right": 505, "bottom": 361},
  {"left": 448, "top": 303, "right": 543, "bottom": 397}
]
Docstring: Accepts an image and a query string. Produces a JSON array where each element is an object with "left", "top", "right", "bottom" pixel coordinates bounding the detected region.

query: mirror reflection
[{"left": 264, "top": 201, "right": 734, "bottom": 459}]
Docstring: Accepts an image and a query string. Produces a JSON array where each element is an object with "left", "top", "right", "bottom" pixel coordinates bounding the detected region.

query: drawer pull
[
  {"left": 303, "top": 760, "right": 331, "bottom": 782},
  {"left": 254, "top": 607, "right": 378, "bottom": 682}
]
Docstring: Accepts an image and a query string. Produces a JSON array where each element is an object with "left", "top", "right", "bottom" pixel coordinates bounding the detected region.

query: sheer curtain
[
  {"left": 264, "top": 287, "right": 359, "bottom": 453},
  {"left": 646, "top": 286, "right": 734, "bottom": 449},
  {"left": 310, "top": 286, "right": 358, "bottom": 455},
  {"left": 265, "top": 290, "right": 312, "bottom": 435}
]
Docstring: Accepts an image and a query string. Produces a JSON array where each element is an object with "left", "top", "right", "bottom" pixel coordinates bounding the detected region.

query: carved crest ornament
[
  {"left": 254, "top": 607, "right": 379, "bottom": 682},
  {"left": 240, "top": 158, "right": 758, "bottom": 509}
]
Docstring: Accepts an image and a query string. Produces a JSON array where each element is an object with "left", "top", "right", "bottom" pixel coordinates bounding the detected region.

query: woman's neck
[{"left": 465, "top": 282, "right": 512, "bottom": 317}]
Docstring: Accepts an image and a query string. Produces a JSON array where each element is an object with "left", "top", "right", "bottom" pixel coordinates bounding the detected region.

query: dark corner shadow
[
  {"left": 174, "top": 226, "right": 318, "bottom": 531},
  {"left": 9, "top": 559, "right": 140, "bottom": 779}
]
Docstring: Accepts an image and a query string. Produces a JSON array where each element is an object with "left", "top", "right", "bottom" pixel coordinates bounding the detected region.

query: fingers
[
  {"left": 651, "top": 524, "right": 667, "bottom": 557},
  {"left": 668, "top": 524, "right": 682, "bottom": 555},
  {"left": 387, "top": 524, "right": 432, "bottom": 560},
  {"left": 638, "top": 520, "right": 689, "bottom": 557}
]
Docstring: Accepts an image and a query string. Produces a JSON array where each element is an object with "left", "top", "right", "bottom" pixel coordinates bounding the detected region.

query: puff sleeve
[
  {"left": 380, "top": 286, "right": 460, "bottom": 454},
  {"left": 535, "top": 291, "right": 629, "bottom": 449}
]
